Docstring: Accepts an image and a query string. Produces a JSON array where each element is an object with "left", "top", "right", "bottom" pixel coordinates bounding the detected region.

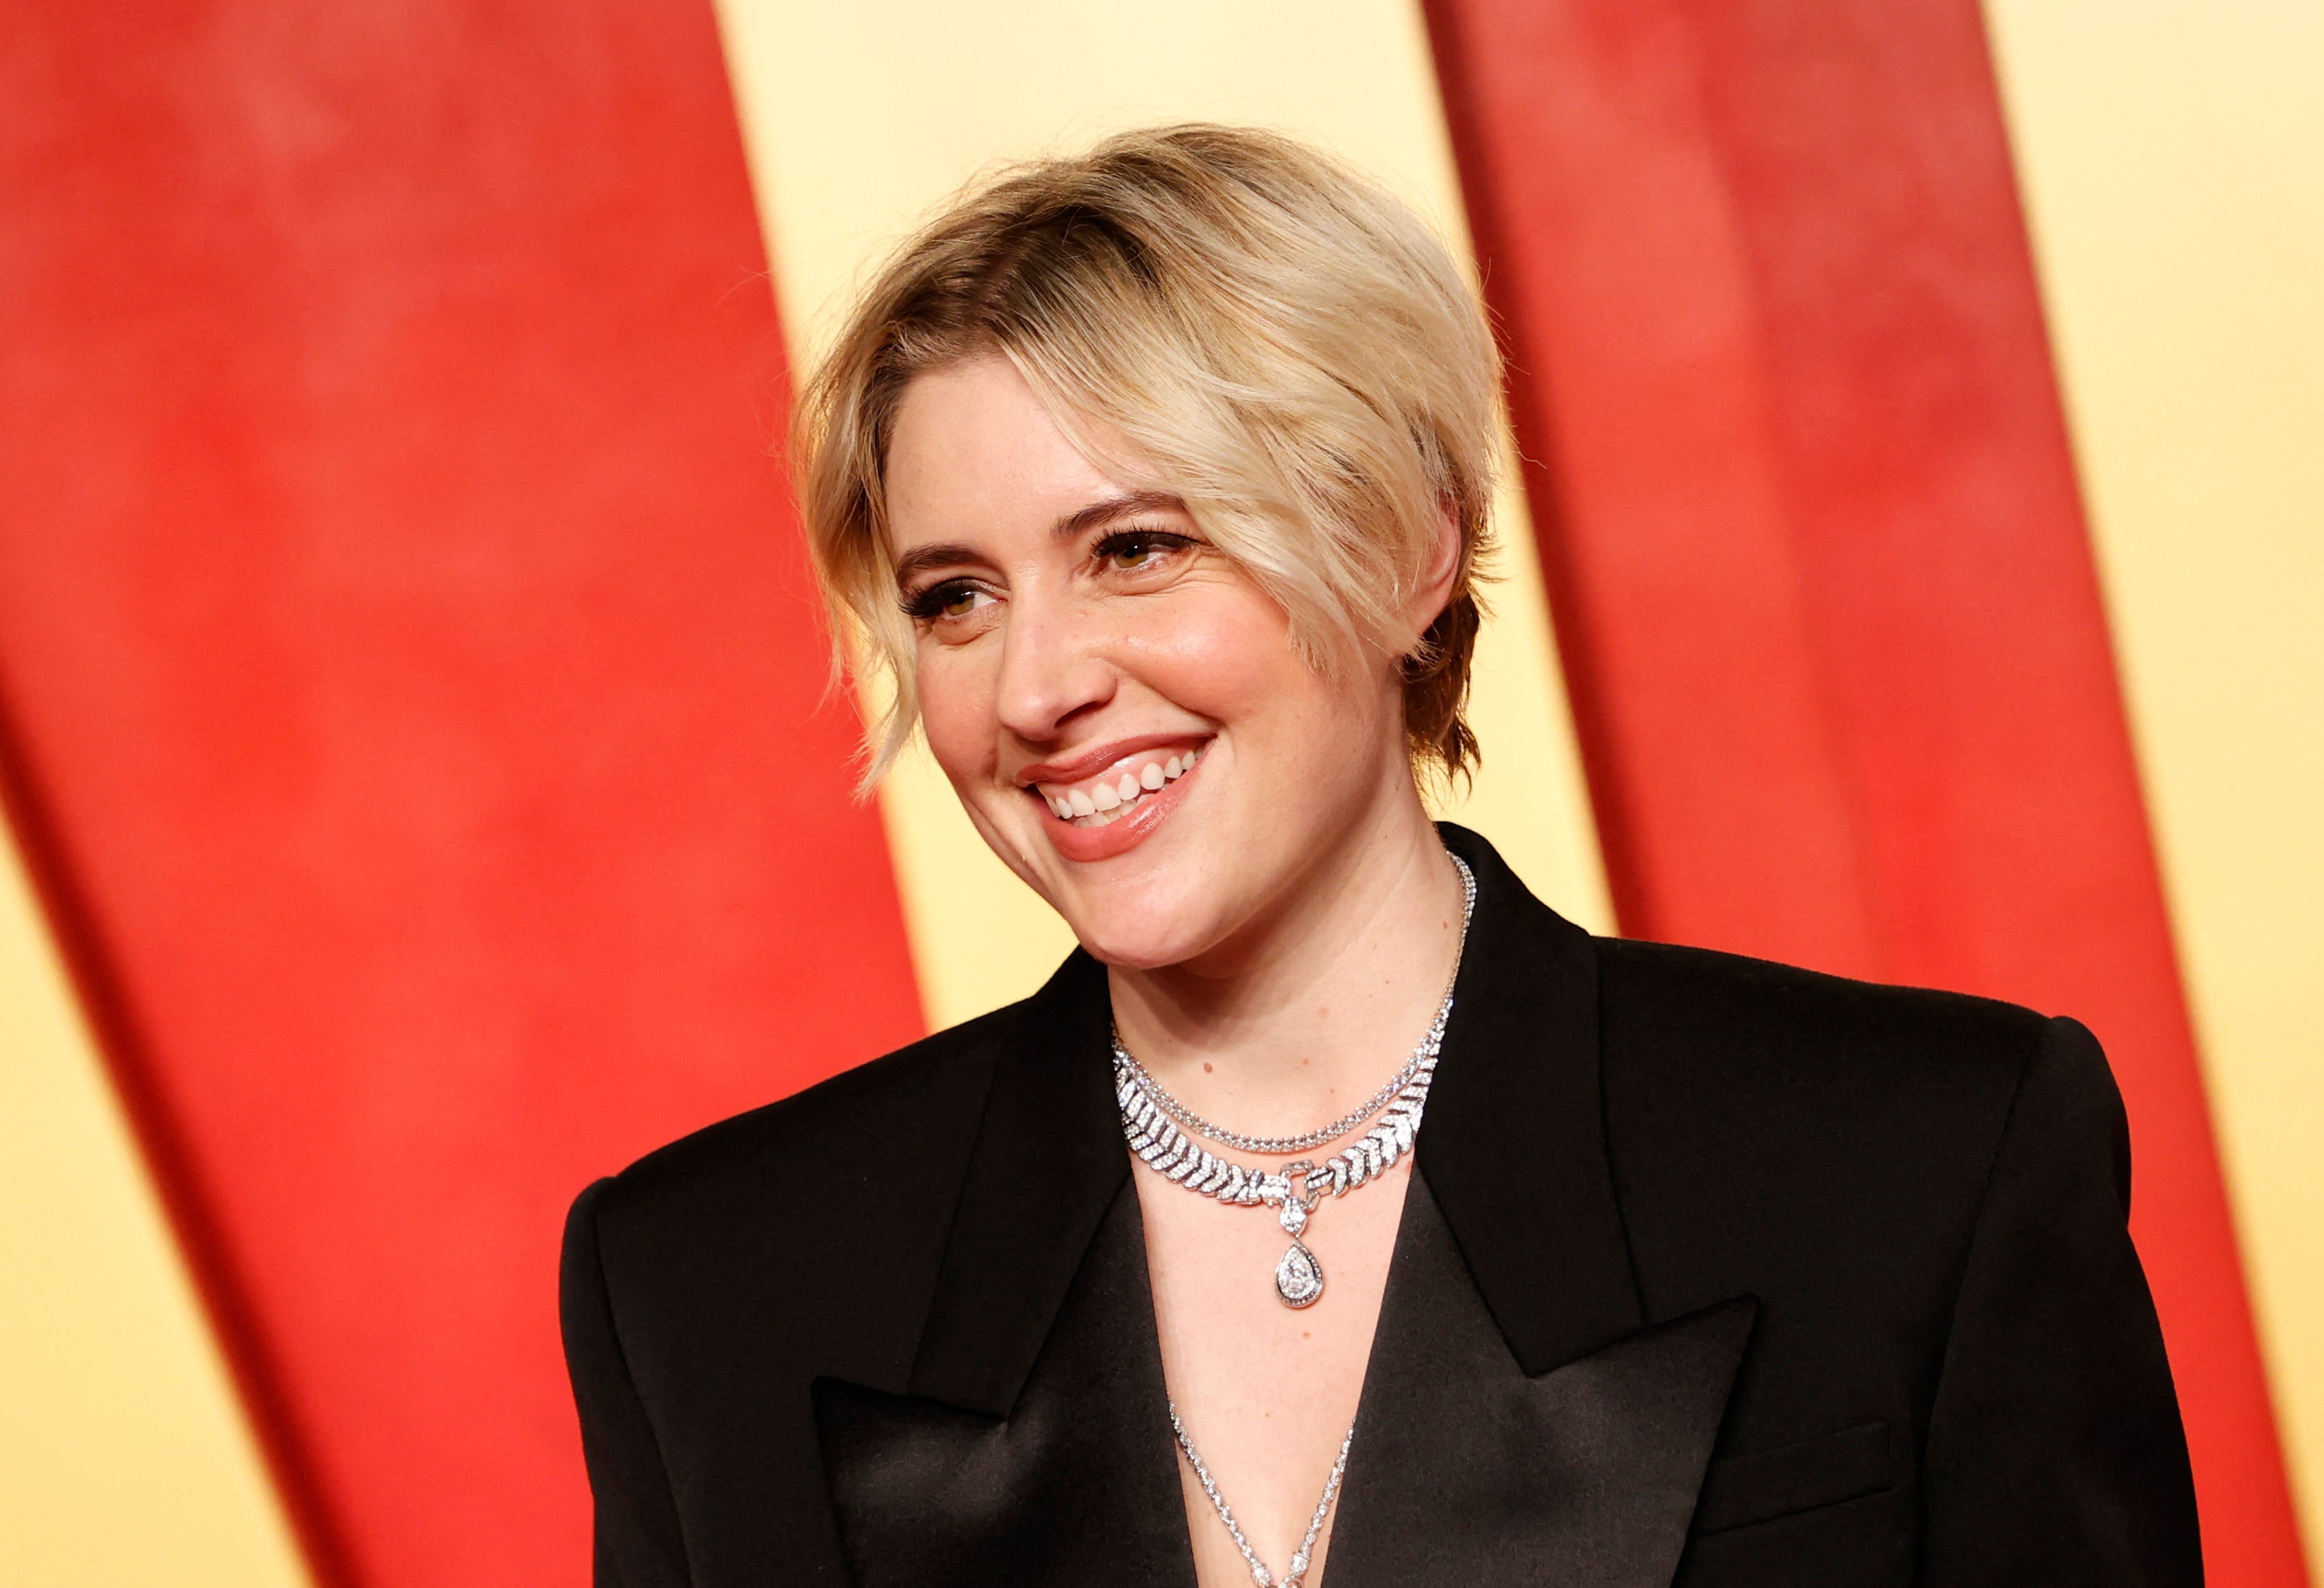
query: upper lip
[{"left": 1013, "top": 732, "right": 1211, "bottom": 789}]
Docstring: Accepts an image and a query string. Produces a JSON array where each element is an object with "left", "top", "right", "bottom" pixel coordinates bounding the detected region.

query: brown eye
[
  {"left": 904, "top": 579, "right": 996, "bottom": 626},
  {"left": 1095, "top": 529, "right": 1193, "bottom": 573}
]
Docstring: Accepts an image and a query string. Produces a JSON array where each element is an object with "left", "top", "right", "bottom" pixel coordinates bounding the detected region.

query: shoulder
[
  {"left": 570, "top": 998, "right": 1024, "bottom": 1284},
  {"left": 1596, "top": 934, "right": 2051, "bottom": 1077},
  {"left": 1595, "top": 934, "right": 2126, "bottom": 1148},
  {"left": 1593, "top": 937, "right": 2121, "bottom": 1271},
  {"left": 1592, "top": 935, "right": 2097, "bottom": 1142}
]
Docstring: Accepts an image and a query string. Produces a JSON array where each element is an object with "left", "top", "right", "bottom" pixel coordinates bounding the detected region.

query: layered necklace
[
  {"left": 1113, "top": 850, "right": 1475, "bottom": 1308},
  {"left": 1113, "top": 851, "right": 1476, "bottom": 1588}
]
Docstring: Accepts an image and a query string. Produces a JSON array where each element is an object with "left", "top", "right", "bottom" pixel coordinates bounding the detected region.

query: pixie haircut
[{"left": 795, "top": 123, "right": 1503, "bottom": 786}]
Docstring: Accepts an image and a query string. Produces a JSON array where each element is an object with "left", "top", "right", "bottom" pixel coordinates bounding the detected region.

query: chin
[
  {"left": 1065, "top": 917, "right": 1218, "bottom": 973},
  {"left": 1043, "top": 878, "right": 1223, "bottom": 972}
]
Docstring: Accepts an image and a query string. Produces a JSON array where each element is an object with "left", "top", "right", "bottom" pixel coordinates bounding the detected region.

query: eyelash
[
  {"left": 1091, "top": 526, "right": 1197, "bottom": 570},
  {"left": 899, "top": 525, "right": 1198, "bottom": 621},
  {"left": 901, "top": 581, "right": 973, "bottom": 622}
]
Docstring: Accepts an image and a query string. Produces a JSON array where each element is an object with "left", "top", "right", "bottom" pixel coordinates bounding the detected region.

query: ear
[{"left": 1406, "top": 501, "right": 1464, "bottom": 643}]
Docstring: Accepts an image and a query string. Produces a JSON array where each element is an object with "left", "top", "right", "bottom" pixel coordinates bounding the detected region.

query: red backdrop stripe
[
  {"left": 1420, "top": 0, "right": 2306, "bottom": 1580},
  {"left": 0, "top": 3, "right": 922, "bottom": 1585}
]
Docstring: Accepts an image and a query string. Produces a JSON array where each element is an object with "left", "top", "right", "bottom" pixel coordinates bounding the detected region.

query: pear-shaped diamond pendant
[
  {"left": 1272, "top": 1164, "right": 1323, "bottom": 1307},
  {"left": 1275, "top": 1238, "right": 1324, "bottom": 1308},
  {"left": 1113, "top": 852, "right": 1474, "bottom": 1312}
]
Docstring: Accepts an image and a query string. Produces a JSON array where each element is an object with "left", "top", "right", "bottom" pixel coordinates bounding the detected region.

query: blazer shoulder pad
[
  {"left": 1590, "top": 941, "right": 2098, "bottom": 1319},
  {"left": 1595, "top": 936, "right": 2051, "bottom": 1097},
  {"left": 590, "top": 998, "right": 1024, "bottom": 1234}
]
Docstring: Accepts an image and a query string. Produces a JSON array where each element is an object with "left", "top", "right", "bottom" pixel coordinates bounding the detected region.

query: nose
[{"left": 993, "top": 586, "right": 1113, "bottom": 745}]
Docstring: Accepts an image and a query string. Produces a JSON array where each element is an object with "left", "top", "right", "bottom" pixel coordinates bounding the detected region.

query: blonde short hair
[{"left": 795, "top": 123, "right": 1502, "bottom": 786}]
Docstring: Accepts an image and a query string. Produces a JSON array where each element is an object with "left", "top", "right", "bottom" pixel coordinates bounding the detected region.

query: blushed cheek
[
  {"left": 1121, "top": 584, "right": 1306, "bottom": 719},
  {"left": 1141, "top": 593, "right": 1405, "bottom": 785}
]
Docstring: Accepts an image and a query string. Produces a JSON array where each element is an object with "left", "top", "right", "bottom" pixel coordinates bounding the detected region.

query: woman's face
[{"left": 883, "top": 355, "right": 1420, "bottom": 970}]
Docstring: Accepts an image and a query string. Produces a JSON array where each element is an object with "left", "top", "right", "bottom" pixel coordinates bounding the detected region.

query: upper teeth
[{"left": 1040, "top": 745, "right": 1203, "bottom": 826}]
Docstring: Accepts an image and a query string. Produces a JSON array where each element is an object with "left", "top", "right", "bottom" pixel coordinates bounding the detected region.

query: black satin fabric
[
  {"left": 1329, "top": 1177, "right": 1753, "bottom": 1588},
  {"left": 561, "top": 823, "right": 2201, "bottom": 1588},
  {"left": 814, "top": 1184, "right": 1194, "bottom": 1588},
  {"left": 816, "top": 1170, "right": 1759, "bottom": 1588}
]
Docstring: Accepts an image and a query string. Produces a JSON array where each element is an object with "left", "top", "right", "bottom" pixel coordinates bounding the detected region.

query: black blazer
[{"left": 561, "top": 825, "right": 2199, "bottom": 1587}]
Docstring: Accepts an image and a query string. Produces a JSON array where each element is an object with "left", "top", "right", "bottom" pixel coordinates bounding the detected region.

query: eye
[
  {"left": 904, "top": 579, "right": 997, "bottom": 625},
  {"left": 1093, "top": 528, "right": 1196, "bottom": 574}
]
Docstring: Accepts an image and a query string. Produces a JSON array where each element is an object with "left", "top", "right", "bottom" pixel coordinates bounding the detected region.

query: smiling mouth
[{"left": 1032, "top": 743, "right": 1207, "bottom": 828}]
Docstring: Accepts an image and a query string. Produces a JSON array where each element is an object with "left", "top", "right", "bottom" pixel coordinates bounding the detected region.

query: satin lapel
[
  {"left": 815, "top": 1184, "right": 1196, "bottom": 1588},
  {"left": 1329, "top": 1175, "right": 1756, "bottom": 1588},
  {"left": 909, "top": 826, "right": 1623, "bottom": 1406},
  {"left": 906, "top": 949, "right": 1126, "bottom": 1414},
  {"left": 1427, "top": 823, "right": 1645, "bottom": 1372}
]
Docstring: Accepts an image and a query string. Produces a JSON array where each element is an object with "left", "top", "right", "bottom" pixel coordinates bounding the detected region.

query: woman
[{"left": 561, "top": 126, "right": 2198, "bottom": 1587}]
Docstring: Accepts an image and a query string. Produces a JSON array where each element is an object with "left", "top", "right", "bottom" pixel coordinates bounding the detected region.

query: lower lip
[{"left": 1037, "top": 753, "right": 1205, "bottom": 863}]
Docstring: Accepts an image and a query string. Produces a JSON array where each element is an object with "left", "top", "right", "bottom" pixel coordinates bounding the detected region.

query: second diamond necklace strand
[{"left": 1113, "top": 851, "right": 1475, "bottom": 1308}]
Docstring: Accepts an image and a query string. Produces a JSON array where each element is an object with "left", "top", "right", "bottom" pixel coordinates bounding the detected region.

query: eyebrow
[
  {"left": 1052, "top": 490, "right": 1183, "bottom": 544},
  {"left": 889, "top": 490, "right": 1187, "bottom": 588}
]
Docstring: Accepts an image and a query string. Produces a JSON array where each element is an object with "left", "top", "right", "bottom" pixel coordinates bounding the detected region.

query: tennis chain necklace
[
  {"left": 1113, "top": 852, "right": 1475, "bottom": 1308},
  {"left": 1171, "top": 1400, "right": 1353, "bottom": 1588}
]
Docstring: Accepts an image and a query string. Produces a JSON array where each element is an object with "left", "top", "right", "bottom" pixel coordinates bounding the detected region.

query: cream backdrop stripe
[
  {"left": 0, "top": 822, "right": 310, "bottom": 1587},
  {"left": 1985, "top": 0, "right": 2324, "bottom": 1563},
  {"left": 710, "top": 0, "right": 1614, "bottom": 1032}
]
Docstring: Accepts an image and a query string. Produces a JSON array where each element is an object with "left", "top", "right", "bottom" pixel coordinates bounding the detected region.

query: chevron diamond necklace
[{"left": 1113, "top": 852, "right": 1475, "bottom": 1308}]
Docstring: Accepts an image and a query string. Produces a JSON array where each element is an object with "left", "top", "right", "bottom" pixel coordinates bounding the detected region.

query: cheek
[
  {"left": 913, "top": 642, "right": 1001, "bottom": 780},
  {"left": 1122, "top": 581, "right": 1309, "bottom": 716},
  {"left": 1127, "top": 584, "right": 1379, "bottom": 747}
]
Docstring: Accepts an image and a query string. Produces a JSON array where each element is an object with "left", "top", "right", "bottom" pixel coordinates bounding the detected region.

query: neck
[{"left": 1106, "top": 779, "right": 1467, "bottom": 1148}]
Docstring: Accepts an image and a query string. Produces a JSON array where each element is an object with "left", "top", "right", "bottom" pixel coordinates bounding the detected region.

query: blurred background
[{"left": 0, "top": 0, "right": 2316, "bottom": 1583}]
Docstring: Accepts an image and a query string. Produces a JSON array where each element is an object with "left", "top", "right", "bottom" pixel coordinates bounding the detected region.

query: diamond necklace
[
  {"left": 1114, "top": 852, "right": 1475, "bottom": 1307},
  {"left": 1115, "top": 1041, "right": 1427, "bottom": 1157},
  {"left": 1117, "top": 852, "right": 1474, "bottom": 1156},
  {"left": 1171, "top": 1399, "right": 1353, "bottom": 1588}
]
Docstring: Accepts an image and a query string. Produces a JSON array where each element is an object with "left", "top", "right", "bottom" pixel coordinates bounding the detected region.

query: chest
[
  {"left": 807, "top": 1174, "right": 1884, "bottom": 1588},
  {"left": 1137, "top": 1155, "right": 1414, "bottom": 1587}
]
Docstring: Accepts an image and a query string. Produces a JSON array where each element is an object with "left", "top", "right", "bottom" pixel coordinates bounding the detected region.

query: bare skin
[{"left": 885, "top": 354, "right": 1463, "bottom": 1586}]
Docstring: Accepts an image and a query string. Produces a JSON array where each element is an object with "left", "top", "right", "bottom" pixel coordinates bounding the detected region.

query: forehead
[{"left": 884, "top": 357, "right": 1133, "bottom": 551}]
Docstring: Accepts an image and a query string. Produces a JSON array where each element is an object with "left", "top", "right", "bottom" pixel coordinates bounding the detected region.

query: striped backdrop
[{"left": 0, "top": 1, "right": 2315, "bottom": 1583}]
